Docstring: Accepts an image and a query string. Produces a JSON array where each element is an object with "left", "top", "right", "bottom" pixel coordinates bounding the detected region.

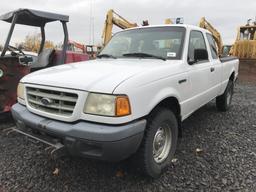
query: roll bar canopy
[
  {"left": 0, "top": 8, "right": 69, "bottom": 27},
  {"left": 0, "top": 8, "right": 69, "bottom": 63}
]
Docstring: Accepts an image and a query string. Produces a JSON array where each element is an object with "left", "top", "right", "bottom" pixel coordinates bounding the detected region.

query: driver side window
[{"left": 188, "top": 30, "right": 207, "bottom": 62}]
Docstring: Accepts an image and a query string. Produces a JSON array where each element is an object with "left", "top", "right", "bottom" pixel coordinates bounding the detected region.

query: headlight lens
[
  {"left": 17, "top": 83, "right": 25, "bottom": 100},
  {"left": 84, "top": 93, "right": 131, "bottom": 116},
  {"left": 84, "top": 93, "right": 116, "bottom": 116}
]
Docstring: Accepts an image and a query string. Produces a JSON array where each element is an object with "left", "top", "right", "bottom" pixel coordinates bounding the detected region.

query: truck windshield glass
[{"left": 100, "top": 27, "right": 186, "bottom": 60}]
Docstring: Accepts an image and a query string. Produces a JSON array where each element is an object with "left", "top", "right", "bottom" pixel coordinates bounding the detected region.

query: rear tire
[
  {"left": 216, "top": 80, "right": 234, "bottom": 112},
  {"left": 134, "top": 108, "right": 178, "bottom": 178}
]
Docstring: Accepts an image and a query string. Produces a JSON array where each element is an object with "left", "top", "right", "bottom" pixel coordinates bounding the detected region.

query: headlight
[
  {"left": 84, "top": 93, "right": 131, "bottom": 117},
  {"left": 0, "top": 68, "right": 3, "bottom": 78},
  {"left": 17, "top": 83, "right": 25, "bottom": 100}
]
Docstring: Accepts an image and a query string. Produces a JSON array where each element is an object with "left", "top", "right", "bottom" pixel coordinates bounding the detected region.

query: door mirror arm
[{"left": 188, "top": 58, "right": 197, "bottom": 65}]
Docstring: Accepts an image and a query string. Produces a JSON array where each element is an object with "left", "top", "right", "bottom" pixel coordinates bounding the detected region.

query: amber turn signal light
[{"left": 116, "top": 96, "right": 131, "bottom": 116}]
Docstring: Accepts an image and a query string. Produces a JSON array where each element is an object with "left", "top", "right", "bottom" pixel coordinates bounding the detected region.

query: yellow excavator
[
  {"left": 165, "top": 18, "right": 173, "bottom": 24},
  {"left": 101, "top": 9, "right": 175, "bottom": 46},
  {"left": 102, "top": 9, "right": 138, "bottom": 46},
  {"left": 199, "top": 17, "right": 223, "bottom": 56},
  {"left": 230, "top": 19, "right": 256, "bottom": 60}
]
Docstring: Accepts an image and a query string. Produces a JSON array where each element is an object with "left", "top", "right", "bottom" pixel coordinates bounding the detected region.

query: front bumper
[{"left": 11, "top": 103, "right": 146, "bottom": 161}]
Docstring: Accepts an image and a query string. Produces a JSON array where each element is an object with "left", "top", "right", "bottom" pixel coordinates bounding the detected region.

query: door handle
[
  {"left": 210, "top": 67, "right": 215, "bottom": 72},
  {"left": 178, "top": 79, "right": 187, "bottom": 84}
]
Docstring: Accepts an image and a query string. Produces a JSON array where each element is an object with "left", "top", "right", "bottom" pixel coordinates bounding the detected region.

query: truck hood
[{"left": 22, "top": 59, "right": 180, "bottom": 93}]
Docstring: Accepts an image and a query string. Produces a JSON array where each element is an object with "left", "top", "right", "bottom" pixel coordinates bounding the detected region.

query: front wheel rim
[{"left": 153, "top": 123, "right": 172, "bottom": 163}]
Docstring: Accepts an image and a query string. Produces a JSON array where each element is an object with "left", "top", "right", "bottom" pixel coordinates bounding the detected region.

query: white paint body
[{"left": 20, "top": 25, "right": 239, "bottom": 124}]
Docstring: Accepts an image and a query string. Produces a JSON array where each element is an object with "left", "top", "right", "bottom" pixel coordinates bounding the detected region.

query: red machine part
[
  {"left": 0, "top": 51, "right": 89, "bottom": 114},
  {"left": 68, "top": 40, "right": 86, "bottom": 53},
  {"left": 0, "top": 57, "right": 30, "bottom": 113},
  {"left": 54, "top": 50, "right": 89, "bottom": 64}
]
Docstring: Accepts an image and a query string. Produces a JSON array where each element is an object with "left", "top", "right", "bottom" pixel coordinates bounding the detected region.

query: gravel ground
[{"left": 0, "top": 82, "right": 256, "bottom": 192}]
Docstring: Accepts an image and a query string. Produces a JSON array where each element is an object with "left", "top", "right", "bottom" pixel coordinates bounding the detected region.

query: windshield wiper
[
  {"left": 122, "top": 52, "right": 166, "bottom": 61},
  {"left": 97, "top": 54, "right": 116, "bottom": 59}
]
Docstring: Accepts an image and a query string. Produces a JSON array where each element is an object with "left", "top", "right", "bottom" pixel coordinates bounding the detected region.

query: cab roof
[
  {"left": 122, "top": 24, "right": 210, "bottom": 34},
  {"left": 0, "top": 8, "right": 69, "bottom": 27}
]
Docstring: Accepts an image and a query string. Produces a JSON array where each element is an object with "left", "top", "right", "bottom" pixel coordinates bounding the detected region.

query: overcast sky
[{"left": 0, "top": 0, "right": 255, "bottom": 46}]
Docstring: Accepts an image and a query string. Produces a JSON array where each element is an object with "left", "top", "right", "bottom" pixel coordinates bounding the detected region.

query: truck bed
[{"left": 220, "top": 56, "right": 238, "bottom": 63}]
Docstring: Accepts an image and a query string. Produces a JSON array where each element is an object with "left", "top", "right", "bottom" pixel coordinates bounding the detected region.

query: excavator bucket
[
  {"left": 230, "top": 22, "right": 256, "bottom": 60},
  {"left": 232, "top": 40, "right": 256, "bottom": 59}
]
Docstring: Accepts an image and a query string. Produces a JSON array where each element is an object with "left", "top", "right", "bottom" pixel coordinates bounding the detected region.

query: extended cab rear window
[
  {"left": 100, "top": 26, "right": 186, "bottom": 60},
  {"left": 206, "top": 33, "right": 218, "bottom": 59}
]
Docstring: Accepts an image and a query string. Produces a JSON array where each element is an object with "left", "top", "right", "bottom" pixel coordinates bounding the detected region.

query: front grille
[{"left": 26, "top": 87, "right": 78, "bottom": 117}]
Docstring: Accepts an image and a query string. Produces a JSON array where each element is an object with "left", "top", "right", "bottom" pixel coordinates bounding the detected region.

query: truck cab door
[
  {"left": 184, "top": 30, "right": 214, "bottom": 117},
  {"left": 205, "top": 33, "right": 222, "bottom": 96}
]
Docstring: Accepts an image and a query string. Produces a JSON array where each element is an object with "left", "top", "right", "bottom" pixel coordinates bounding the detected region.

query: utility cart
[{"left": 0, "top": 8, "right": 89, "bottom": 115}]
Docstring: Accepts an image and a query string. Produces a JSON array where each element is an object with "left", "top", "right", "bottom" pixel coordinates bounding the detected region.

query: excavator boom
[
  {"left": 102, "top": 9, "right": 138, "bottom": 46},
  {"left": 199, "top": 17, "right": 223, "bottom": 56}
]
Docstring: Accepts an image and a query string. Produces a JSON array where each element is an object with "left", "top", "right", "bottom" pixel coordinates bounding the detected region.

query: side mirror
[
  {"left": 188, "top": 49, "right": 208, "bottom": 65},
  {"left": 19, "top": 56, "right": 33, "bottom": 66},
  {"left": 194, "top": 49, "right": 208, "bottom": 61}
]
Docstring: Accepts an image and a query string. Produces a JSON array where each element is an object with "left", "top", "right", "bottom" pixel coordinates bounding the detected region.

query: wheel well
[
  {"left": 154, "top": 97, "right": 180, "bottom": 118},
  {"left": 149, "top": 97, "right": 182, "bottom": 137},
  {"left": 229, "top": 71, "right": 235, "bottom": 81}
]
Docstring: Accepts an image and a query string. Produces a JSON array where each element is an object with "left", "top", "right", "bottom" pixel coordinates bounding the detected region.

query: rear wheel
[
  {"left": 216, "top": 80, "right": 234, "bottom": 111},
  {"left": 135, "top": 108, "right": 178, "bottom": 178}
]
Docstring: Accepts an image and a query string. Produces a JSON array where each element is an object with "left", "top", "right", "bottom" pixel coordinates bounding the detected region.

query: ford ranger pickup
[{"left": 11, "top": 24, "right": 239, "bottom": 178}]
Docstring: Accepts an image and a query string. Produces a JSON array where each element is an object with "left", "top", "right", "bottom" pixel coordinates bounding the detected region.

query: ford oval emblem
[{"left": 41, "top": 98, "right": 53, "bottom": 106}]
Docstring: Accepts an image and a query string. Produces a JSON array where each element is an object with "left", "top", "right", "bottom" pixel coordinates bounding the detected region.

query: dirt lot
[
  {"left": 0, "top": 80, "right": 256, "bottom": 192},
  {"left": 239, "top": 60, "right": 256, "bottom": 83}
]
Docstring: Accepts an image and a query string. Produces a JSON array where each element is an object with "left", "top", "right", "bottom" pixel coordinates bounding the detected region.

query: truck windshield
[{"left": 100, "top": 26, "right": 186, "bottom": 60}]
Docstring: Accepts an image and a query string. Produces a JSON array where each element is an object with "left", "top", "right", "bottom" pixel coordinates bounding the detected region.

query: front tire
[
  {"left": 216, "top": 80, "right": 234, "bottom": 112},
  {"left": 135, "top": 108, "right": 178, "bottom": 178}
]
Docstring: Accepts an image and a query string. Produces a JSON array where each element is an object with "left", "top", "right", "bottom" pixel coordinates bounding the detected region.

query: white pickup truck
[{"left": 12, "top": 24, "right": 239, "bottom": 178}]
